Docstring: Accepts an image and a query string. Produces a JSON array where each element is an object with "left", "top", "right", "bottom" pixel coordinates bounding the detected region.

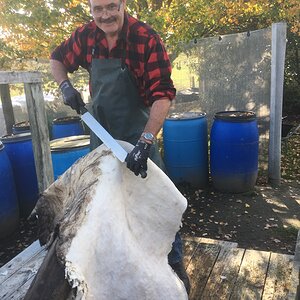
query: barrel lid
[
  {"left": 167, "top": 112, "right": 206, "bottom": 120},
  {"left": 13, "top": 121, "right": 30, "bottom": 130},
  {"left": 50, "top": 135, "right": 90, "bottom": 151},
  {"left": 0, "top": 141, "right": 3, "bottom": 151},
  {"left": 214, "top": 111, "right": 256, "bottom": 121},
  {"left": 1, "top": 132, "right": 32, "bottom": 143},
  {"left": 52, "top": 116, "right": 81, "bottom": 125}
]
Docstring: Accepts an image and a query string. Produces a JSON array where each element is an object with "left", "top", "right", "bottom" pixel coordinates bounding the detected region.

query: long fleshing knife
[{"left": 80, "top": 106, "right": 147, "bottom": 178}]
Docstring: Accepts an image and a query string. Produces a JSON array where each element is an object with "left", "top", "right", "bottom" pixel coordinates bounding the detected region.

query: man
[{"left": 50, "top": 0, "right": 190, "bottom": 294}]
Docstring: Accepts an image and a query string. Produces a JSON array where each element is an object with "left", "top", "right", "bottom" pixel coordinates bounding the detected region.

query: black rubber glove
[
  {"left": 59, "top": 80, "right": 85, "bottom": 114},
  {"left": 126, "top": 140, "right": 152, "bottom": 178}
]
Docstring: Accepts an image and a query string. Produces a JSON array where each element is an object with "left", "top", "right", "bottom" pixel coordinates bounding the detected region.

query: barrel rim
[
  {"left": 167, "top": 111, "right": 207, "bottom": 121},
  {"left": 52, "top": 116, "right": 81, "bottom": 125},
  {"left": 12, "top": 121, "right": 31, "bottom": 130},
  {"left": 214, "top": 110, "right": 256, "bottom": 121},
  {"left": 1, "top": 132, "right": 32, "bottom": 143},
  {"left": 50, "top": 135, "right": 90, "bottom": 151}
]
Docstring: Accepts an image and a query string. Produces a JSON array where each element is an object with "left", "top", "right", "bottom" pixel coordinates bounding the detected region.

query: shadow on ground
[{"left": 180, "top": 179, "right": 300, "bottom": 254}]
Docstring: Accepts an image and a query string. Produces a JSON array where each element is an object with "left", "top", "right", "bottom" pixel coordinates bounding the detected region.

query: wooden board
[
  {"left": 0, "top": 248, "right": 46, "bottom": 299},
  {"left": 201, "top": 247, "right": 245, "bottom": 299},
  {"left": 0, "top": 71, "right": 42, "bottom": 84},
  {"left": 230, "top": 249, "right": 270, "bottom": 299},
  {"left": 0, "top": 241, "right": 43, "bottom": 284},
  {"left": 188, "top": 243, "right": 220, "bottom": 300},
  {"left": 262, "top": 253, "right": 294, "bottom": 300}
]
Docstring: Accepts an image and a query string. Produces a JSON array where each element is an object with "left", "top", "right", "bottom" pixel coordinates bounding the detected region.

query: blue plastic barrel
[
  {"left": 0, "top": 141, "right": 19, "bottom": 238},
  {"left": 52, "top": 116, "right": 85, "bottom": 139},
  {"left": 163, "top": 112, "right": 209, "bottom": 188},
  {"left": 12, "top": 121, "right": 31, "bottom": 134},
  {"left": 50, "top": 135, "right": 90, "bottom": 180},
  {"left": 1, "top": 133, "right": 39, "bottom": 218},
  {"left": 210, "top": 111, "right": 259, "bottom": 193}
]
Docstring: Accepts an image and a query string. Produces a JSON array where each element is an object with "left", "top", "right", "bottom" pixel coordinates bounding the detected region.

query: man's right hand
[{"left": 59, "top": 80, "right": 85, "bottom": 114}]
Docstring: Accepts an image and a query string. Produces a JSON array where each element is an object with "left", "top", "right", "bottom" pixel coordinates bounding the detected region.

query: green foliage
[{"left": 0, "top": 0, "right": 299, "bottom": 106}]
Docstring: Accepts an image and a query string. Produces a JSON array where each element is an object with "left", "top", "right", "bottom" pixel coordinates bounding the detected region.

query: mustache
[{"left": 97, "top": 17, "right": 117, "bottom": 23}]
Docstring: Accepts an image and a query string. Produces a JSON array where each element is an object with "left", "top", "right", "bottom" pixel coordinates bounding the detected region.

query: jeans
[{"left": 168, "top": 232, "right": 183, "bottom": 264}]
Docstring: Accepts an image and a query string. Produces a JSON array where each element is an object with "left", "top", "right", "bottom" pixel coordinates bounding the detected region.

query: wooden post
[
  {"left": 268, "top": 23, "right": 287, "bottom": 186},
  {"left": 24, "top": 82, "right": 54, "bottom": 192},
  {"left": 0, "top": 71, "right": 54, "bottom": 192},
  {"left": 0, "top": 84, "right": 15, "bottom": 135}
]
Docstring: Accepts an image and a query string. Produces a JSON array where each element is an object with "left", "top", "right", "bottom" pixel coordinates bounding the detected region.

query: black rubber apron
[
  {"left": 90, "top": 45, "right": 164, "bottom": 169},
  {"left": 90, "top": 43, "right": 181, "bottom": 265}
]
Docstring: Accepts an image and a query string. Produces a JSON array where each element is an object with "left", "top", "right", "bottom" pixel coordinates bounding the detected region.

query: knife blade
[
  {"left": 80, "top": 106, "right": 127, "bottom": 162},
  {"left": 80, "top": 106, "right": 147, "bottom": 178}
]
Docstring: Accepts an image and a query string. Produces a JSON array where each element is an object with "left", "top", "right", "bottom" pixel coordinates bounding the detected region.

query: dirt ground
[
  {"left": 180, "top": 179, "right": 300, "bottom": 254},
  {"left": 0, "top": 123, "right": 299, "bottom": 268},
  {"left": 0, "top": 178, "right": 299, "bottom": 269}
]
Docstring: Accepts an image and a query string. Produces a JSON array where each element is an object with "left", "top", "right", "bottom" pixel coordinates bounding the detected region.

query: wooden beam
[
  {"left": 0, "top": 84, "right": 15, "bottom": 135},
  {"left": 268, "top": 22, "right": 287, "bottom": 185},
  {"left": 0, "top": 71, "right": 42, "bottom": 84},
  {"left": 24, "top": 82, "right": 54, "bottom": 192}
]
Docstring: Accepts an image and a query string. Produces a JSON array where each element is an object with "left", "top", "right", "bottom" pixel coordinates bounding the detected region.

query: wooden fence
[{"left": 0, "top": 71, "right": 54, "bottom": 193}]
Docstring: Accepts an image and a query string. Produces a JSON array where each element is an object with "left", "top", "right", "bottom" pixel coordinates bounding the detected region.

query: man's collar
[{"left": 118, "top": 12, "right": 129, "bottom": 41}]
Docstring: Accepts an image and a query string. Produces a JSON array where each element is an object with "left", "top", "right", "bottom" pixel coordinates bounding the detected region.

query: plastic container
[
  {"left": 0, "top": 141, "right": 19, "bottom": 238},
  {"left": 210, "top": 111, "right": 259, "bottom": 193},
  {"left": 52, "top": 116, "right": 85, "bottom": 139},
  {"left": 12, "top": 121, "right": 31, "bottom": 134},
  {"left": 163, "top": 112, "right": 209, "bottom": 188},
  {"left": 50, "top": 135, "right": 90, "bottom": 179},
  {"left": 1, "top": 133, "right": 39, "bottom": 217}
]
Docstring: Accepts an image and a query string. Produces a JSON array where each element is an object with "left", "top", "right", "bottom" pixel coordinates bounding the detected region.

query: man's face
[{"left": 90, "top": 0, "right": 125, "bottom": 37}]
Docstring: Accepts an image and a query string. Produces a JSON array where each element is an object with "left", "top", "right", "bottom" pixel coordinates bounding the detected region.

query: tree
[{"left": 0, "top": 0, "right": 299, "bottom": 106}]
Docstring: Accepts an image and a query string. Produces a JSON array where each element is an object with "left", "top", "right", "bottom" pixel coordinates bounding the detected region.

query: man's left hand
[{"left": 126, "top": 140, "right": 152, "bottom": 178}]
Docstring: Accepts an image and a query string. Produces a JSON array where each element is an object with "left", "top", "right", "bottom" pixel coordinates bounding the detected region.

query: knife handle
[{"left": 79, "top": 106, "right": 88, "bottom": 115}]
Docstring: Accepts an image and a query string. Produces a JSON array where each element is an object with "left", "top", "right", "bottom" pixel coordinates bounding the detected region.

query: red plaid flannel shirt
[{"left": 51, "top": 13, "right": 176, "bottom": 106}]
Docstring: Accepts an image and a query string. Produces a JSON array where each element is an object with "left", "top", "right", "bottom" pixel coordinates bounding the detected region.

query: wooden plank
[
  {"left": 0, "top": 241, "right": 42, "bottom": 284},
  {"left": 288, "top": 230, "right": 300, "bottom": 299},
  {"left": 268, "top": 22, "right": 287, "bottom": 185},
  {"left": 24, "top": 82, "right": 54, "bottom": 192},
  {"left": 0, "top": 71, "right": 42, "bottom": 84},
  {"left": 185, "top": 236, "right": 238, "bottom": 249},
  {"left": 262, "top": 253, "right": 294, "bottom": 300},
  {"left": 183, "top": 239, "right": 199, "bottom": 268},
  {"left": 187, "top": 243, "right": 221, "bottom": 300},
  {"left": 0, "top": 249, "right": 46, "bottom": 299},
  {"left": 7, "top": 277, "right": 33, "bottom": 300},
  {"left": 201, "top": 247, "right": 245, "bottom": 299},
  {"left": 0, "top": 84, "right": 15, "bottom": 135},
  {"left": 230, "top": 249, "right": 270, "bottom": 299}
]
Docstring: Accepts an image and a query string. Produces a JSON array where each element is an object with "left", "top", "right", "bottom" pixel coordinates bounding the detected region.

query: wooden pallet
[
  {"left": 0, "top": 236, "right": 299, "bottom": 299},
  {"left": 183, "top": 236, "right": 299, "bottom": 299}
]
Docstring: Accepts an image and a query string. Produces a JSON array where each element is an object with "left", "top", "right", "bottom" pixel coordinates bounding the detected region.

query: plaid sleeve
[
  {"left": 50, "top": 27, "right": 87, "bottom": 73},
  {"left": 144, "top": 35, "right": 176, "bottom": 105}
]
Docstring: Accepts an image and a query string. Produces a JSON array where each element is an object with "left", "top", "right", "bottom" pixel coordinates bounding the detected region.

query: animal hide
[{"left": 26, "top": 141, "right": 188, "bottom": 300}]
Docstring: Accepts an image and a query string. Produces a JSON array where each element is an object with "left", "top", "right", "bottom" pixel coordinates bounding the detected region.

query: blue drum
[
  {"left": 52, "top": 116, "right": 85, "bottom": 139},
  {"left": 0, "top": 141, "right": 19, "bottom": 238},
  {"left": 210, "top": 111, "right": 259, "bottom": 193},
  {"left": 50, "top": 135, "right": 90, "bottom": 180},
  {"left": 163, "top": 112, "right": 209, "bottom": 188},
  {"left": 12, "top": 121, "right": 31, "bottom": 134},
  {"left": 1, "top": 133, "right": 39, "bottom": 218}
]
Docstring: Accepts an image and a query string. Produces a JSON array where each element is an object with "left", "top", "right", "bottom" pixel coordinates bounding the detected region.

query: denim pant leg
[{"left": 168, "top": 232, "right": 183, "bottom": 264}]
